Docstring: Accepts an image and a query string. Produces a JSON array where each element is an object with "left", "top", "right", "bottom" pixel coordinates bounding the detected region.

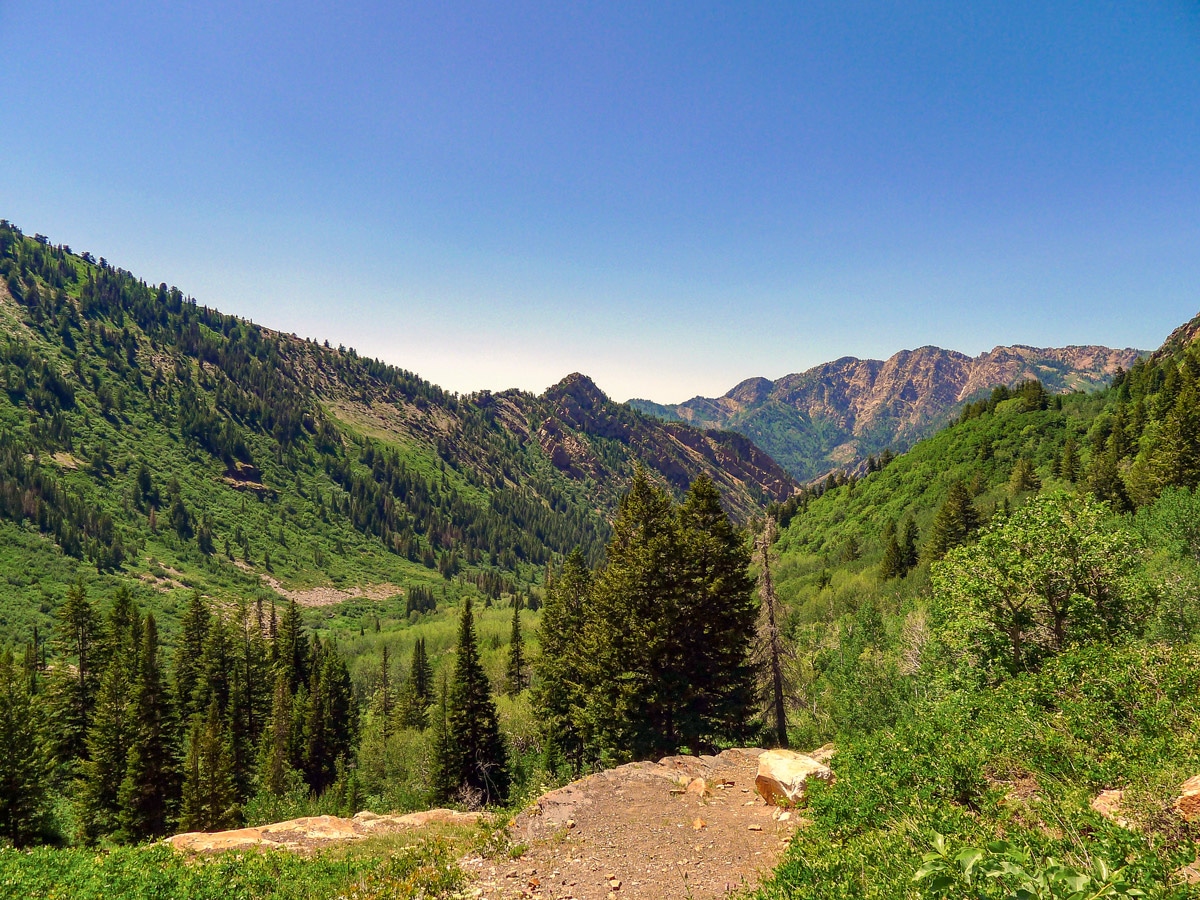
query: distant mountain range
[{"left": 628, "top": 344, "right": 1144, "bottom": 481}]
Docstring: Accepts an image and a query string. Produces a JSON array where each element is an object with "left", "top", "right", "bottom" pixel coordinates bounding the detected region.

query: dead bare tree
[{"left": 754, "top": 516, "right": 795, "bottom": 748}]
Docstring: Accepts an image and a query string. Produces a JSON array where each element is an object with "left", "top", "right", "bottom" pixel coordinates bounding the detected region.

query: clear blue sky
[{"left": 1, "top": 2, "right": 1197, "bottom": 402}]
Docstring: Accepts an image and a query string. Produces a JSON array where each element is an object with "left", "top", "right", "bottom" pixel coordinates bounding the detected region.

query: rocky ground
[{"left": 462, "top": 747, "right": 816, "bottom": 900}]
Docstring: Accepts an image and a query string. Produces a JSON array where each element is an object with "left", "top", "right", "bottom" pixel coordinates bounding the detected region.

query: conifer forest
[{"left": 1, "top": 219, "right": 1200, "bottom": 898}]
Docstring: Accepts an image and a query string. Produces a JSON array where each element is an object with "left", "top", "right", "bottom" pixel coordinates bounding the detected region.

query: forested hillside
[
  {"left": 749, "top": 311, "right": 1200, "bottom": 898},
  {"left": 631, "top": 343, "right": 1141, "bottom": 480},
  {"left": 0, "top": 219, "right": 792, "bottom": 651}
]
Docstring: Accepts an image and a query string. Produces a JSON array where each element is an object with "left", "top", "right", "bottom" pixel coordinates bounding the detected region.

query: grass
[{"left": 0, "top": 829, "right": 479, "bottom": 900}]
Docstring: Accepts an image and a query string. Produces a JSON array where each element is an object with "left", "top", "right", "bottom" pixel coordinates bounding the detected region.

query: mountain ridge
[{"left": 629, "top": 342, "right": 1143, "bottom": 480}]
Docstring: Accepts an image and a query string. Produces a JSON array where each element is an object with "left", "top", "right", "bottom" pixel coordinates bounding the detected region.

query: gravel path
[{"left": 463, "top": 749, "right": 804, "bottom": 900}]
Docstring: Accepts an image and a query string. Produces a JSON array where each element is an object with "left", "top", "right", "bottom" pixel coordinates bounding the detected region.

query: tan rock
[
  {"left": 1090, "top": 790, "right": 1130, "bottom": 828},
  {"left": 754, "top": 750, "right": 833, "bottom": 807},
  {"left": 168, "top": 808, "right": 481, "bottom": 853},
  {"left": 1176, "top": 775, "right": 1200, "bottom": 822}
]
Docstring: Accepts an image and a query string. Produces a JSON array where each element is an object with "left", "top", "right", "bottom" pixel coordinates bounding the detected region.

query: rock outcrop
[
  {"left": 754, "top": 749, "right": 834, "bottom": 807},
  {"left": 168, "top": 809, "right": 482, "bottom": 853}
]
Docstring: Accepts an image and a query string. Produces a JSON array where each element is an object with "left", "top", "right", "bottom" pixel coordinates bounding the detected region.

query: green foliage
[
  {"left": 0, "top": 837, "right": 467, "bottom": 899},
  {"left": 932, "top": 493, "right": 1145, "bottom": 680},
  {"left": 914, "top": 834, "right": 1151, "bottom": 899},
  {"left": 757, "top": 644, "right": 1200, "bottom": 900}
]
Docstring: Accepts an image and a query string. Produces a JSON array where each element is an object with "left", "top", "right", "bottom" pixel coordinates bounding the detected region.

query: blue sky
[{"left": 1, "top": 2, "right": 1198, "bottom": 402}]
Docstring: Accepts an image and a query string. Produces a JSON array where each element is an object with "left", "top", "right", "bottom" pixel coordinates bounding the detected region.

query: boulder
[
  {"left": 754, "top": 750, "right": 833, "bottom": 807},
  {"left": 1176, "top": 775, "right": 1200, "bottom": 823}
]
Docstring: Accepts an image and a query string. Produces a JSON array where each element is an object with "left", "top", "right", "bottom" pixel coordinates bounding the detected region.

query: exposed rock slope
[{"left": 631, "top": 344, "right": 1143, "bottom": 479}]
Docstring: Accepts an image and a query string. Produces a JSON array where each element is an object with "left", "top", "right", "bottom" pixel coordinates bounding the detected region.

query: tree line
[{"left": 0, "top": 587, "right": 354, "bottom": 846}]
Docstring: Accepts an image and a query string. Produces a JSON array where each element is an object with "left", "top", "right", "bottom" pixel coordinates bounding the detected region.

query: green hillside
[
  {"left": 0, "top": 220, "right": 793, "bottom": 653},
  {"left": 748, "top": 317, "right": 1200, "bottom": 898}
]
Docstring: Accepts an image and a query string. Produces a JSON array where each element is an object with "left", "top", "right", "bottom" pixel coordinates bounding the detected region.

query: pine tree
[
  {"left": 258, "top": 672, "right": 294, "bottom": 796},
  {"left": 580, "top": 470, "right": 679, "bottom": 762},
  {"left": 376, "top": 645, "right": 393, "bottom": 740},
  {"left": 428, "top": 674, "right": 456, "bottom": 804},
  {"left": 0, "top": 650, "right": 49, "bottom": 847},
  {"left": 118, "top": 614, "right": 177, "bottom": 840},
  {"left": 1057, "top": 437, "right": 1080, "bottom": 482},
  {"left": 878, "top": 519, "right": 903, "bottom": 579},
  {"left": 675, "top": 474, "right": 756, "bottom": 750},
  {"left": 1088, "top": 437, "right": 1132, "bottom": 512},
  {"left": 301, "top": 640, "right": 354, "bottom": 795},
  {"left": 899, "top": 518, "right": 920, "bottom": 574},
  {"left": 275, "top": 599, "right": 310, "bottom": 694},
  {"left": 923, "top": 482, "right": 981, "bottom": 563},
  {"left": 46, "top": 579, "right": 99, "bottom": 769},
  {"left": 505, "top": 599, "right": 526, "bottom": 694},
  {"left": 411, "top": 637, "right": 433, "bottom": 704},
  {"left": 532, "top": 548, "right": 591, "bottom": 770},
  {"left": 1008, "top": 458, "right": 1041, "bottom": 496},
  {"left": 435, "top": 598, "right": 508, "bottom": 805},
  {"left": 179, "top": 702, "right": 239, "bottom": 832},
  {"left": 173, "top": 591, "right": 210, "bottom": 726},
  {"left": 76, "top": 594, "right": 141, "bottom": 843}
]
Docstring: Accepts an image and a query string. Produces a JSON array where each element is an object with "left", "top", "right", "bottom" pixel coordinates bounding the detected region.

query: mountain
[
  {"left": 0, "top": 220, "right": 793, "bottom": 645},
  {"left": 629, "top": 343, "right": 1143, "bottom": 480}
]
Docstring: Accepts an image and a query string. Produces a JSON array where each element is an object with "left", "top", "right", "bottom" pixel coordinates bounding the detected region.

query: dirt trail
[{"left": 463, "top": 748, "right": 802, "bottom": 900}]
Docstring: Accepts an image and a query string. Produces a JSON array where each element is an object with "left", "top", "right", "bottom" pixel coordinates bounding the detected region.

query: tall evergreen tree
[
  {"left": 435, "top": 598, "right": 508, "bottom": 805},
  {"left": 577, "top": 471, "right": 756, "bottom": 761},
  {"left": 275, "top": 599, "right": 310, "bottom": 694},
  {"left": 879, "top": 519, "right": 903, "bottom": 579},
  {"left": 173, "top": 591, "right": 210, "bottom": 726},
  {"left": 505, "top": 599, "right": 526, "bottom": 695},
  {"left": 1008, "top": 458, "right": 1041, "bottom": 496},
  {"left": 579, "top": 470, "right": 679, "bottom": 762},
  {"left": 0, "top": 650, "right": 49, "bottom": 847},
  {"left": 395, "top": 638, "right": 433, "bottom": 731},
  {"left": 899, "top": 518, "right": 920, "bottom": 574},
  {"left": 675, "top": 474, "right": 756, "bottom": 750},
  {"left": 46, "top": 579, "right": 99, "bottom": 770},
  {"left": 76, "top": 593, "right": 141, "bottom": 843},
  {"left": 428, "top": 674, "right": 456, "bottom": 804},
  {"left": 301, "top": 640, "right": 354, "bottom": 795},
  {"left": 180, "top": 701, "right": 239, "bottom": 832},
  {"left": 532, "top": 548, "right": 591, "bottom": 769},
  {"left": 1057, "top": 437, "right": 1080, "bottom": 482},
  {"left": 923, "top": 481, "right": 982, "bottom": 563},
  {"left": 375, "top": 645, "right": 393, "bottom": 740},
  {"left": 258, "top": 672, "right": 294, "bottom": 796},
  {"left": 118, "top": 614, "right": 177, "bottom": 840},
  {"left": 411, "top": 637, "right": 433, "bottom": 704}
]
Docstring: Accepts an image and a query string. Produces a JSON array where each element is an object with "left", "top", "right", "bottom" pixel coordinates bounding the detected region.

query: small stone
[
  {"left": 692, "top": 817, "right": 706, "bottom": 830},
  {"left": 565, "top": 819, "right": 576, "bottom": 829},
  {"left": 609, "top": 877, "right": 621, "bottom": 889},
  {"left": 748, "top": 824, "right": 763, "bottom": 831}
]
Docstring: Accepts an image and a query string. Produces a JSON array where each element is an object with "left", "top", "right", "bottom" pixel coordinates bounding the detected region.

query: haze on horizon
[{"left": 1, "top": 2, "right": 1197, "bottom": 404}]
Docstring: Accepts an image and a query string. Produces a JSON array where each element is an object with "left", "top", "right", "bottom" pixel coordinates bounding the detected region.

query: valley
[{"left": 0, "top": 220, "right": 1198, "bottom": 900}]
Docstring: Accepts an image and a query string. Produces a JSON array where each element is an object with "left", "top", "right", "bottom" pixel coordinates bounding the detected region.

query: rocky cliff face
[{"left": 629, "top": 344, "right": 1143, "bottom": 480}]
